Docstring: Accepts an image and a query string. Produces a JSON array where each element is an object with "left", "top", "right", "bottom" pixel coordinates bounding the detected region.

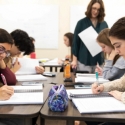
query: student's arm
[
  {"left": 0, "top": 60, "right": 16, "bottom": 85},
  {"left": 0, "top": 85, "right": 14, "bottom": 100}
]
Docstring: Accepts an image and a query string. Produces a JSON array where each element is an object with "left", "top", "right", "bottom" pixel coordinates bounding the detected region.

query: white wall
[{"left": 0, "top": 0, "right": 125, "bottom": 59}]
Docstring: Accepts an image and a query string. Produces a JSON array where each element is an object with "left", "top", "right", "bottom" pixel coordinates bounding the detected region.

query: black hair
[
  {"left": 29, "top": 37, "right": 35, "bottom": 42},
  {"left": 0, "top": 28, "right": 13, "bottom": 45},
  {"left": 10, "top": 29, "right": 35, "bottom": 55}
]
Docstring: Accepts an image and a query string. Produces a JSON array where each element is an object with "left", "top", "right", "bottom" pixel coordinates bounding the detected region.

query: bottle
[{"left": 63, "top": 58, "right": 71, "bottom": 79}]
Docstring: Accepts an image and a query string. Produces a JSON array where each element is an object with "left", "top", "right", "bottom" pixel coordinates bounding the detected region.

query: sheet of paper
[
  {"left": 16, "top": 74, "right": 47, "bottom": 81},
  {"left": 15, "top": 58, "right": 39, "bottom": 75},
  {"left": 76, "top": 73, "right": 102, "bottom": 78},
  {"left": 78, "top": 26, "right": 102, "bottom": 57},
  {"left": 72, "top": 97, "right": 125, "bottom": 113}
]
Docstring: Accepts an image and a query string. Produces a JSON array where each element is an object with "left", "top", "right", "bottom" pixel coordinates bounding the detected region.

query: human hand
[
  {"left": 65, "top": 55, "right": 70, "bottom": 59},
  {"left": 91, "top": 83, "right": 104, "bottom": 94},
  {"left": 108, "top": 90, "right": 122, "bottom": 101},
  {"left": 95, "top": 65, "right": 102, "bottom": 76},
  {"left": 0, "top": 85, "right": 14, "bottom": 100},
  {"left": 35, "top": 66, "right": 45, "bottom": 74},
  {"left": 71, "top": 60, "right": 77, "bottom": 69},
  {"left": 13, "top": 58, "right": 21, "bottom": 73},
  {"left": 58, "top": 59, "right": 63, "bottom": 64},
  {"left": 108, "top": 50, "right": 118, "bottom": 60}
]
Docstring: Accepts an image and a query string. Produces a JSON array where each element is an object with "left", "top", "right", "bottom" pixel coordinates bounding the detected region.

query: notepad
[
  {"left": 67, "top": 89, "right": 125, "bottom": 114},
  {"left": 0, "top": 86, "right": 43, "bottom": 105},
  {"left": 16, "top": 74, "right": 47, "bottom": 81},
  {"left": 76, "top": 73, "right": 103, "bottom": 78}
]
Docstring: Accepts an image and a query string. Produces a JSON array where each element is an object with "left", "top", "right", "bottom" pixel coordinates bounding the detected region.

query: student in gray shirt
[{"left": 95, "top": 28, "right": 125, "bottom": 81}]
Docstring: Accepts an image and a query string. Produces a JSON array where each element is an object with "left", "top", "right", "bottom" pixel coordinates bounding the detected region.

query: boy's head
[
  {"left": 0, "top": 28, "right": 14, "bottom": 59},
  {"left": 10, "top": 29, "right": 35, "bottom": 57}
]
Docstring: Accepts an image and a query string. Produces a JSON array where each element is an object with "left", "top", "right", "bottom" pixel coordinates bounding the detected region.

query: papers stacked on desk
[
  {"left": 67, "top": 89, "right": 125, "bottom": 113},
  {"left": 75, "top": 73, "right": 109, "bottom": 83},
  {"left": 0, "top": 86, "right": 43, "bottom": 104},
  {"left": 16, "top": 74, "right": 47, "bottom": 81}
]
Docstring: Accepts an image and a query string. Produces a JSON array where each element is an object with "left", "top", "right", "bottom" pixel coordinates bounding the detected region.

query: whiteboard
[
  {"left": 70, "top": 0, "right": 125, "bottom": 32},
  {"left": 0, "top": 4, "right": 59, "bottom": 49}
]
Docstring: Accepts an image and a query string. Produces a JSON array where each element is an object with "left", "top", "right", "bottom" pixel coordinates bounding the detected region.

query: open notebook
[
  {"left": 16, "top": 74, "right": 47, "bottom": 81},
  {"left": 67, "top": 89, "right": 125, "bottom": 113},
  {"left": 0, "top": 86, "right": 43, "bottom": 105}
]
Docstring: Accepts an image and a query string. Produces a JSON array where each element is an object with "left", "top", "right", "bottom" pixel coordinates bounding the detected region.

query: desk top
[
  {"left": 0, "top": 76, "right": 55, "bottom": 119},
  {"left": 40, "top": 73, "right": 125, "bottom": 123}
]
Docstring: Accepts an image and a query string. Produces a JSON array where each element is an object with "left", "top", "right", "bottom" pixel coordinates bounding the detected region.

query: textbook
[
  {"left": 67, "top": 89, "right": 125, "bottom": 113},
  {"left": 16, "top": 74, "right": 47, "bottom": 81},
  {"left": 0, "top": 86, "right": 43, "bottom": 105}
]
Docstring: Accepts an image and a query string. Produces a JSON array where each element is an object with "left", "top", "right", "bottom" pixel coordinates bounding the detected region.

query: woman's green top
[{"left": 72, "top": 17, "right": 108, "bottom": 66}]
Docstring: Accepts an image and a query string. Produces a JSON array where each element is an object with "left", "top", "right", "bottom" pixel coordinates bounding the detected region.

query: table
[
  {"left": 0, "top": 76, "right": 56, "bottom": 125},
  {"left": 40, "top": 73, "right": 125, "bottom": 125}
]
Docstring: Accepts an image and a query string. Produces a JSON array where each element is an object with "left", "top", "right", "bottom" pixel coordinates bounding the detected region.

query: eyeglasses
[
  {"left": 0, "top": 46, "right": 10, "bottom": 57},
  {"left": 92, "top": 7, "right": 100, "bottom": 12}
]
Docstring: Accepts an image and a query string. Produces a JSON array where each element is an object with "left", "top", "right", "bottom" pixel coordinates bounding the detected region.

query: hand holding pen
[
  {"left": 95, "top": 62, "right": 102, "bottom": 75},
  {"left": 91, "top": 83, "right": 104, "bottom": 94}
]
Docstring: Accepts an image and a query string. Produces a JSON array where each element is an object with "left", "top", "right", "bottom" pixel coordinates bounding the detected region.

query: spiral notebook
[
  {"left": 0, "top": 86, "right": 43, "bottom": 105},
  {"left": 67, "top": 89, "right": 125, "bottom": 113}
]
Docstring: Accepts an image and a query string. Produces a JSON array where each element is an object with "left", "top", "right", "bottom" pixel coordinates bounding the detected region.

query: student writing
[
  {"left": 95, "top": 28, "right": 125, "bottom": 80},
  {"left": 90, "top": 17, "right": 125, "bottom": 125}
]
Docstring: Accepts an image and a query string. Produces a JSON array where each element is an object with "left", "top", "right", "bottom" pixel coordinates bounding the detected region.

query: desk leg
[
  {"left": 66, "top": 120, "right": 74, "bottom": 125},
  {"left": 40, "top": 117, "right": 45, "bottom": 125},
  {"left": 50, "top": 67, "right": 52, "bottom": 72}
]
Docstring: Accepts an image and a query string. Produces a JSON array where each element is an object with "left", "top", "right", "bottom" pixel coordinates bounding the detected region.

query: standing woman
[{"left": 72, "top": 0, "right": 108, "bottom": 73}]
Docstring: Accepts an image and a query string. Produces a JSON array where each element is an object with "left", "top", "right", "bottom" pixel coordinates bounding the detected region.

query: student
[
  {"left": 4, "top": 29, "right": 44, "bottom": 74},
  {"left": 58, "top": 32, "right": 74, "bottom": 64},
  {"left": 71, "top": 0, "right": 108, "bottom": 73},
  {"left": 95, "top": 28, "right": 125, "bottom": 80},
  {"left": 90, "top": 17, "right": 125, "bottom": 125},
  {"left": 0, "top": 28, "right": 16, "bottom": 86},
  {"left": 0, "top": 28, "right": 24, "bottom": 125}
]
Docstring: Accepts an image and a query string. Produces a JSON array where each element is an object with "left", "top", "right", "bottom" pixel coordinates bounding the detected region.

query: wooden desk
[
  {"left": 0, "top": 76, "right": 55, "bottom": 125},
  {"left": 40, "top": 73, "right": 125, "bottom": 125}
]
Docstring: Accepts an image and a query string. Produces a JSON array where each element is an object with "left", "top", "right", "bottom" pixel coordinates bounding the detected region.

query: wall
[{"left": 0, "top": 0, "right": 125, "bottom": 60}]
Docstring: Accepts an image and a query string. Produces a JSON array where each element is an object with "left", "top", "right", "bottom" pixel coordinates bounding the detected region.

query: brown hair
[
  {"left": 97, "top": 28, "right": 120, "bottom": 65},
  {"left": 109, "top": 17, "right": 125, "bottom": 40},
  {"left": 64, "top": 32, "right": 74, "bottom": 60},
  {"left": 85, "top": 0, "right": 105, "bottom": 22}
]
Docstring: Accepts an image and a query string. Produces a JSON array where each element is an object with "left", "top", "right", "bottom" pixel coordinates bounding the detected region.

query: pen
[
  {"left": 95, "top": 71, "right": 99, "bottom": 85},
  {"left": 1, "top": 73, "right": 7, "bottom": 85}
]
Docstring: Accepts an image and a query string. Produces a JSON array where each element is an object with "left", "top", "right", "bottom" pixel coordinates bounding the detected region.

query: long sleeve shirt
[
  {"left": 103, "top": 57, "right": 125, "bottom": 80},
  {"left": 72, "top": 17, "right": 108, "bottom": 66}
]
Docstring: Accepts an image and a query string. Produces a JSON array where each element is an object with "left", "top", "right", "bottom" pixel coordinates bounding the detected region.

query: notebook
[
  {"left": 67, "top": 89, "right": 125, "bottom": 114},
  {"left": 75, "top": 77, "right": 109, "bottom": 83},
  {"left": 0, "top": 86, "right": 43, "bottom": 105},
  {"left": 16, "top": 74, "right": 47, "bottom": 81},
  {"left": 76, "top": 73, "right": 103, "bottom": 78}
]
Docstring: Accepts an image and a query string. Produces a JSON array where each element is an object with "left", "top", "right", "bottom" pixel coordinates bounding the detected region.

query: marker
[
  {"left": 95, "top": 71, "right": 99, "bottom": 85},
  {"left": 1, "top": 73, "right": 7, "bottom": 85}
]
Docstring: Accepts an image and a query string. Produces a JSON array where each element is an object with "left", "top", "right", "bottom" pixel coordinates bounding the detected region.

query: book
[
  {"left": 16, "top": 74, "right": 47, "bottom": 81},
  {"left": 67, "top": 89, "right": 125, "bottom": 114},
  {"left": 0, "top": 86, "right": 43, "bottom": 105}
]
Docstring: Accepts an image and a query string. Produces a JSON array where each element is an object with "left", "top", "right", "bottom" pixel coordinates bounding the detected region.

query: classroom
[{"left": 0, "top": 0, "right": 125, "bottom": 125}]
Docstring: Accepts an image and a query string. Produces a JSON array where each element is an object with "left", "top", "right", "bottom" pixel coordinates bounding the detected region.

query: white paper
[
  {"left": 76, "top": 73, "right": 102, "bottom": 78},
  {"left": 72, "top": 97, "right": 125, "bottom": 113},
  {"left": 15, "top": 58, "right": 39, "bottom": 75},
  {"left": 16, "top": 74, "right": 47, "bottom": 81},
  {"left": 78, "top": 26, "right": 102, "bottom": 57}
]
